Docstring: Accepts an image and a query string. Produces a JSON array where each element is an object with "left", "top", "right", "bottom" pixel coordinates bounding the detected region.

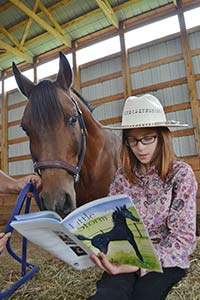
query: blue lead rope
[{"left": 0, "top": 182, "right": 41, "bottom": 299}]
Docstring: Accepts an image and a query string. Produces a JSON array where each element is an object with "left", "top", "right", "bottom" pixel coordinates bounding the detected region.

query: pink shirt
[{"left": 109, "top": 160, "right": 197, "bottom": 275}]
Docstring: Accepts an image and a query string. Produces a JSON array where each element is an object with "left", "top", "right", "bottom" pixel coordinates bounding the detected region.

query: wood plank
[
  {"left": 130, "top": 53, "right": 183, "bottom": 74},
  {"left": 177, "top": 0, "right": 200, "bottom": 155},
  {"left": 80, "top": 71, "right": 122, "bottom": 88},
  {"left": 182, "top": 156, "right": 200, "bottom": 170}
]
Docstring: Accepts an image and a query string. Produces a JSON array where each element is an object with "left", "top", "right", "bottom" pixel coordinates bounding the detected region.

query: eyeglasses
[{"left": 125, "top": 135, "right": 157, "bottom": 147}]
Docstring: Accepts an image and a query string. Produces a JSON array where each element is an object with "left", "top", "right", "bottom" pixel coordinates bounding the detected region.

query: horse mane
[
  {"left": 29, "top": 80, "right": 63, "bottom": 129},
  {"left": 71, "top": 87, "right": 93, "bottom": 112}
]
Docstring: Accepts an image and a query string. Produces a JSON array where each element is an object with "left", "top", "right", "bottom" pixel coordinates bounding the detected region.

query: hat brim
[{"left": 103, "top": 122, "right": 188, "bottom": 130}]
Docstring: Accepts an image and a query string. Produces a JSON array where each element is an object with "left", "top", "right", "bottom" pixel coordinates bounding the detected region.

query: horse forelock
[{"left": 29, "top": 80, "right": 63, "bottom": 130}]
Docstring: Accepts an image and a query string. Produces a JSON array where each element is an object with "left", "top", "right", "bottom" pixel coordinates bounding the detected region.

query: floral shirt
[{"left": 109, "top": 160, "right": 197, "bottom": 275}]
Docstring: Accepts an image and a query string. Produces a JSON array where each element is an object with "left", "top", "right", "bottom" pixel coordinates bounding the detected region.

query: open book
[{"left": 11, "top": 194, "right": 162, "bottom": 272}]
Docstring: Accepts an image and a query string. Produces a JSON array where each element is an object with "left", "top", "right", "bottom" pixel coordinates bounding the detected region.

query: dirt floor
[{"left": 0, "top": 229, "right": 200, "bottom": 300}]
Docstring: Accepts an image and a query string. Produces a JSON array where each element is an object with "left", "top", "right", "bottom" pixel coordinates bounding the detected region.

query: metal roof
[{"left": 0, "top": 0, "right": 177, "bottom": 72}]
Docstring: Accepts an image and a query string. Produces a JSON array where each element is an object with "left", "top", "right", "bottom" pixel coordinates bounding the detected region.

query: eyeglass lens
[{"left": 126, "top": 136, "right": 157, "bottom": 147}]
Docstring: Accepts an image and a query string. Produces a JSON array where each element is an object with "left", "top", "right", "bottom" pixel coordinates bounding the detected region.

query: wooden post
[
  {"left": 119, "top": 22, "right": 131, "bottom": 99},
  {"left": 72, "top": 41, "right": 80, "bottom": 91},
  {"left": 1, "top": 71, "right": 8, "bottom": 173},
  {"left": 177, "top": 0, "right": 200, "bottom": 155}
]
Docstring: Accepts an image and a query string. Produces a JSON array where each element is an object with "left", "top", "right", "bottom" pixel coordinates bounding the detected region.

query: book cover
[{"left": 11, "top": 194, "right": 162, "bottom": 272}]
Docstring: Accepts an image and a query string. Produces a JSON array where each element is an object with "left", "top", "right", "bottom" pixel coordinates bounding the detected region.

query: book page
[
  {"left": 14, "top": 210, "right": 62, "bottom": 222},
  {"left": 63, "top": 194, "right": 162, "bottom": 272},
  {"left": 11, "top": 218, "right": 94, "bottom": 270}
]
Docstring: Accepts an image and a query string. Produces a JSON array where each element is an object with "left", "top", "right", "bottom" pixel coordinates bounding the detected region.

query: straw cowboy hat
[{"left": 104, "top": 94, "right": 188, "bottom": 130}]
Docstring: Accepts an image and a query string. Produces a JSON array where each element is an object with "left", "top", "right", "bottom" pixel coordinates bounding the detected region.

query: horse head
[
  {"left": 13, "top": 52, "right": 86, "bottom": 217},
  {"left": 113, "top": 205, "right": 140, "bottom": 223},
  {"left": 13, "top": 52, "right": 121, "bottom": 218}
]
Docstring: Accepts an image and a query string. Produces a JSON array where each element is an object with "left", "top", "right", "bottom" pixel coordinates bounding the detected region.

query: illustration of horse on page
[{"left": 76, "top": 205, "right": 144, "bottom": 263}]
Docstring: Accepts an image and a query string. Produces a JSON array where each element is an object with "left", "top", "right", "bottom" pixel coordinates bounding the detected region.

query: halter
[{"left": 33, "top": 96, "right": 87, "bottom": 183}]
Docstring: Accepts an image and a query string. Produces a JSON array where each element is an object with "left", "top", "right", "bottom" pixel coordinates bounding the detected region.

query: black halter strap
[{"left": 33, "top": 96, "right": 87, "bottom": 183}]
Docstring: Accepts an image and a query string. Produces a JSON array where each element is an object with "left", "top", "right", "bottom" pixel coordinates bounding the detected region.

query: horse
[
  {"left": 76, "top": 205, "right": 143, "bottom": 262},
  {"left": 12, "top": 52, "right": 121, "bottom": 218}
]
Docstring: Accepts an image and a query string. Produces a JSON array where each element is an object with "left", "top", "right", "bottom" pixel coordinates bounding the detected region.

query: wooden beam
[
  {"left": 95, "top": 0, "right": 119, "bottom": 29},
  {"left": 38, "top": 0, "right": 71, "bottom": 44},
  {"left": 119, "top": 23, "right": 131, "bottom": 98},
  {"left": 1, "top": 75, "right": 8, "bottom": 173},
  {"left": 9, "top": 0, "right": 71, "bottom": 47},
  {"left": 19, "top": 0, "right": 40, "bottom": 49},
  {"left": 0, "top": 25, "right": 19, "bottom": 48},
  {"left": 177, "top": 0, "right": 200, "bottom": 155},
  {"left": 0, "top": 39, "right": 33, "bottom": 63}
]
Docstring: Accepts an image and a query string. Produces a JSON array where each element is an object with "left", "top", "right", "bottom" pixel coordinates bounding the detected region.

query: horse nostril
[
  {"left": 55, "top": 193, "right": 74, "bottom": 218},
  {"left": 63, "top": 193, "right": 75, "bottom": 215}
]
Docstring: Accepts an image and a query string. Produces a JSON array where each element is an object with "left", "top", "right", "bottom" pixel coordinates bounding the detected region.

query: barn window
[
  {"left": 125, "top": 15, "right": 180, "bottom": 49},
  {"left": 4, "top": 69, "right": 34, "bottom": 92},
  {"left": 37, "top": 54, "right": 72, "bottom": 80},
  {"left": 76, "top": 36, "right": 120, "bottom": 65},
  {"left": 184, "top": 7, "right": 200, "bottom": 29}
]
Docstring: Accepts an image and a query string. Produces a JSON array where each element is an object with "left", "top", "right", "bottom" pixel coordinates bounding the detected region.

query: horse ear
[
  {"left": 55, "top": 51, "right": 73, "bottom": 90},
  {"left": 12, "top": 62, "right": 34, "bottom": 98}
]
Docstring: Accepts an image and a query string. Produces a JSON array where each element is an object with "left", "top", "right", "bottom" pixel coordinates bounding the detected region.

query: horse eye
[{"left": 68, "top": 115, "right": 78, "bottom": 125}]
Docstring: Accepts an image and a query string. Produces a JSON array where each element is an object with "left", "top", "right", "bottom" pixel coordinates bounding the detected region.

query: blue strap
[{"left": 0, "top": 182, "right": 41, "bottom": 299}]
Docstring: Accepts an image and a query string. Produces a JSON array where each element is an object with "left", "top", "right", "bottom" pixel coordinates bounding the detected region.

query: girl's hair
[{"left": 121, "top": 127, "right": 175, "bottom": 184}]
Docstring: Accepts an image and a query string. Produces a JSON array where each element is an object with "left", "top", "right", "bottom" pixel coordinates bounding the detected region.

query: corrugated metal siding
[
  {"left": 129, "top": 38, "right": 182, "bottom": 67},
  {"left": 8, "top": 141, "right": 30, "bottom": 158},
  {"left": 6, "top": 88, "right": 32, "bottom": 175},
  {"left": 81, "top": 77, "right": 123, "bottom": 101},
  {"left": 189, "top": 30, "right": 200, "bottom": 50},
  {"left": 192, "top": 55, "right": 200, "bottom": 74},
  {"left": 166, "top": 109, "right": 193, "bottom": 131},
  {"left": 8, "top": 106, "right": 25, "bottom": 123},
  {"left": 8, "top": 159, "right": 34, "bottom": 176},
  {"left": 116, "top": 0, "right": 173, "bottom": 20},
  {"left": 8, "top": 125, "right": 26, "bottom": 140},
  {"left": 196, "top": 80, "right": 200, "bottom": 98},
  {"left": 80, "top": 56, "right": 122, "bottom": 82},
  {"left": 80, "top": 55, "right": 123, "bottom": 106},
  {"left": 93, "top": 99, "right": 124, "bottom": 121},
  {"left": 150, "top": 84, "right": 189, "bottom": 106},
  {"left": 7, "top": 90, "right": 26, "bottom": 105},
  {"left": 173, "top": 135, "right": 197, "bottom": 157},
  {"left": 131, "top": 60, "right": 186, "bottom": 89}
]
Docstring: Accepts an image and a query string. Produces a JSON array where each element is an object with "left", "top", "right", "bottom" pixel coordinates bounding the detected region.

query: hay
[{"left": 0, "top": 231, "right": 199, "bottom": 300}]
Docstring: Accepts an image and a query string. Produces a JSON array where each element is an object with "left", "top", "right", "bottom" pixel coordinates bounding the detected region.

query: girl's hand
[{"left": 90, "top": 252, "right": 139, "bottom": 275}]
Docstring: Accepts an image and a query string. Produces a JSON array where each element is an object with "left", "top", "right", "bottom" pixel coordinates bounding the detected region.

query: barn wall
[{"left": 0, "top": 2, "right": 200, "bottom": 229}]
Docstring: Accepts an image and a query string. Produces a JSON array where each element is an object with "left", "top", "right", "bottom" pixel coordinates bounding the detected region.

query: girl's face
[{"left": 126, "top": 128, "right": 158, "bottom": 167}]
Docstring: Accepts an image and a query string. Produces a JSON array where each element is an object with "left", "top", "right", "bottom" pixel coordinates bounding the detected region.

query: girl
[{"left": 88, "top": 94, "right": 197, "bottom": 300}]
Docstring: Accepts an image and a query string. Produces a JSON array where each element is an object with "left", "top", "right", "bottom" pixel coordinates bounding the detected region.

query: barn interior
[{"left": 0, "top": 0, "right": 200, "bottom": 299}]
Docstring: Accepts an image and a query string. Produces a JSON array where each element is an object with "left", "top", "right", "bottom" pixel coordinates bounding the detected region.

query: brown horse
[{"left": 12, "top": 52, "right": 121, "bottom": 218}]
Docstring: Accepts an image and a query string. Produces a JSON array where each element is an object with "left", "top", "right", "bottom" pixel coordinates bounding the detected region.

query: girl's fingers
[{"left": 90, "top": 254, "right": 106, "bottom": 271}]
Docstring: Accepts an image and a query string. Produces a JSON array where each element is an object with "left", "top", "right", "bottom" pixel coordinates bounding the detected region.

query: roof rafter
[
  {"left": 0, "top": 39, "right": 33, "bottom": 63},
  {"left": 19, "top": 0, "right": 40, "bottom": 50},
  {"left": 0, "top": 25, "right": 19, "bottom": 48},
  {"left": 0, "top": 25, "right": 33, "bottom": 63},
  {"left": 38, "top": 0, "right": 71, "bottom": 42},
  {"left": 9, "top": 0, "right": 72, "bottom": 48},
  {"left": 95, "top": 0, "right": 119, "bottom": 29}
]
